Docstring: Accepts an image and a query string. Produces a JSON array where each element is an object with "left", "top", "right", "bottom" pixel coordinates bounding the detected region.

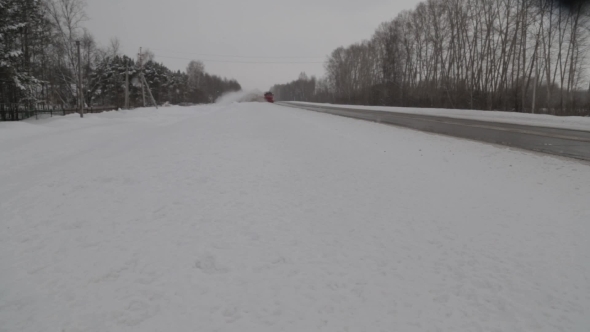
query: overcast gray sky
[{"left": 84, "top": 0, "right": 422, "bottom": 90}]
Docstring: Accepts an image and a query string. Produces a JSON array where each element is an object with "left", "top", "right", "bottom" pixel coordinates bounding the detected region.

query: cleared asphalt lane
[{"left": 278, "top": 102, "right": 590, "bottom": 161}]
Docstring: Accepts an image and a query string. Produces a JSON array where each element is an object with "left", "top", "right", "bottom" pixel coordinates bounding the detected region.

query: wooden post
[
  {"left": 141, "top": 74, "right": 158, "bottom": 109},
  {"left": 124, "top": 60, "right": 130, "bottom": 110},
  {"left": 77, "top": 40, "right": 84, "bottom": 118},
  {"left": 139, "top": 48, "right": 146, "bottom": 107},
  {"left": 136, "top": 48, "right": 158, "bottom": 109},
  {"left": 532, "top": 66, "right": 538, "bottom": 114}
]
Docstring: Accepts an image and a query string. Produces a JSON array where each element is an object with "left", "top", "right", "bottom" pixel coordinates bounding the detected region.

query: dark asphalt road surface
[{"left": 278, "top": 102, "right": 590, "bottom": 161}]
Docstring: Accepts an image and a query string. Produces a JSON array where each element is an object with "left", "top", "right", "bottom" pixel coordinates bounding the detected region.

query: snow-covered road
[{"left": 1, "top": 103, "right": 589, "bottom": 332}]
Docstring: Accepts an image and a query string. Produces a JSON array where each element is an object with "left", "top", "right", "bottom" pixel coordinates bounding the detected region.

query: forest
[
  {"left": 0, "top": 0, "right": 241, "bottom": 110},
  {"left": 272, "top": 0, "right": 590, "bottom": 116}
]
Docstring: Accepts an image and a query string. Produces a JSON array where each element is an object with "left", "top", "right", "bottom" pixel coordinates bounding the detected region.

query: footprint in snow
[{"left": 195, "top": 254, "right": 230, "bottom": 274}]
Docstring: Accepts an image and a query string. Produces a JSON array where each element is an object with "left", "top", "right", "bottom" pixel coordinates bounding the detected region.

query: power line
[
  {"left": 154, "top": 54, "right": 324, "bottom": 64},
  {"left": 149, "top": 47, "right": 324, "bottom": 59}
]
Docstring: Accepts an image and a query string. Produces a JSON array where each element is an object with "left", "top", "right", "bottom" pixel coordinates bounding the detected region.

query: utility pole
[
  {"left": 124, "top": 60, "right": 130, "bottom": 110},
  {"left": 532, "top": 60, "right": 538, "bottom": 114},
  {"left": 139, "top": 47, "right": 146, "bottom": 107},
  {"left": 141, "top": 74, "right": 158, "bottom": 109},
  {"left": 77, "top": 40, "right": 84, "bottom": 118},
  {"left": 137, "top": 47, "right": 158, "bottom": 109}
]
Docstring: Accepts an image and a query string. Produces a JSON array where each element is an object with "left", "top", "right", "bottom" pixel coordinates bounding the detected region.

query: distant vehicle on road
[{"left": 264, "top": 92, "right": 274, "bottom": 103}]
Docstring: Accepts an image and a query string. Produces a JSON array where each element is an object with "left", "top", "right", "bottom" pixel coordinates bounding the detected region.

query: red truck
[{"left": 264, "top": 92, "right": 274, "bottom": 103}]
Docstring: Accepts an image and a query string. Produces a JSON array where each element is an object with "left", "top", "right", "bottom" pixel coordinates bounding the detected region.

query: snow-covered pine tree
[{"left": 0, "top": 0, "right": 46, "bottom": 104}]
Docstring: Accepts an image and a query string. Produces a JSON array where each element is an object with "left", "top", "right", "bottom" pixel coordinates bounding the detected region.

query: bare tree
[
  {"left": 187, "top": 60, "right": 205, "bottom": 90},
  {"left": 299, "top": 0, "right": 590, "bottom": 115},
  {"left": 109, "top": 37, "right": 121, "bottom": 58},
  {"left": 44, "top": 0, "right": 88, "bottom": 106}
]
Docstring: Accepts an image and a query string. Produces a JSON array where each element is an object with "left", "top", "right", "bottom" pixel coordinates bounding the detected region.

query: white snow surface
[
  {"left": 1, "top": 103, "right": 589, "bottom": 332},
  {"left": 287, "top": 101, "right": 590, "bottom": 132}
]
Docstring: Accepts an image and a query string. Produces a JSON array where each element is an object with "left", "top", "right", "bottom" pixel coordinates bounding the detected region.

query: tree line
[
  {"left": 0, "top": 0, "right": 241, "bottom": 108},
  {"left": 272, "top": 0, "right": 590, "bottom": 116}
]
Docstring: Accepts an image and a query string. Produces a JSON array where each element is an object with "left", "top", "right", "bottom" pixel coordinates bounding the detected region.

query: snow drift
[{"left": 215, "top": 89, "right": 266, "bottom": 104}]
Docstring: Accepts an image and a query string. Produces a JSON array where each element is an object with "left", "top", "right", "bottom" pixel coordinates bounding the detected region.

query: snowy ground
[{"left": 1, "top": 103, "right": 589, "bottom": 332}]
